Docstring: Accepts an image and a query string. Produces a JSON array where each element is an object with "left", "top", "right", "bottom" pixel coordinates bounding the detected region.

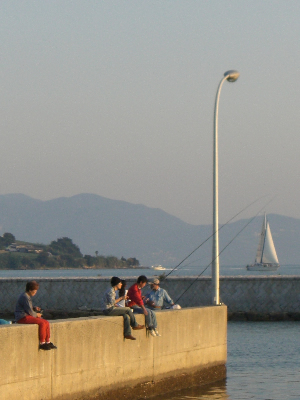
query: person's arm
[
  {"left": 140, "top": 304, "right": 148, "bottom": 315},
  {"left": 163, "top": 289, "right": 174, "bottom": 305},
  {"left": 103, "top": 288, "right": 116, "bottom": 308},
  {"left": 143, "top": 291, "right": 150, "bottom": 304},
  {"left": 144, "top": 291, "right": 155, "bottom": 307},
  {"left": 115, "top": 295, "right": 127, "bottom": 304}
]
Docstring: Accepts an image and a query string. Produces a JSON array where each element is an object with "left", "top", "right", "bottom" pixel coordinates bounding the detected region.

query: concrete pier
[{"left": 0, "top": 306, "right": 227, "bottom": 400}]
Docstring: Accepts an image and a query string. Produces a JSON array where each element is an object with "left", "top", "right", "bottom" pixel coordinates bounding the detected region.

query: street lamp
[{"left": 212, "top": 70, "right": 239, "bottom": 305}]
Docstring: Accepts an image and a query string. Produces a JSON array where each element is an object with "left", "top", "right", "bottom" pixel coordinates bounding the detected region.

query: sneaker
[
  {"left": 47, "top": 342, "right": 57, "bottom": 349},
  {"left": 154, "top": 329, "right": 161, "bottom": 337},
  {"left": 39, "top": 343, "right": 52, "bottom": 351},
  {"left": 132, "top": 324, "right": 145, "bottom": 330},
  {"left": 124, "top": 335, "right": 136, "bottom": 340},
  {"left": 149, "top": 329, "right": 156, "bottom": 337}
]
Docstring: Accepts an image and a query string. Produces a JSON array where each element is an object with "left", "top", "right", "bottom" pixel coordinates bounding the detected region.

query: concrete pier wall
[
  {"left": 0, "top": 306, "right": 227, "bottom": 400},
  {"left": 0, "top": 276, "right": 299, "bottom": 314}
]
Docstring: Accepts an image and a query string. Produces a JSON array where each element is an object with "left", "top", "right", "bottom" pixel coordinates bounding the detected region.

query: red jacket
[{"left": 127, "top": 283, "right": 143, "bottom": 307}]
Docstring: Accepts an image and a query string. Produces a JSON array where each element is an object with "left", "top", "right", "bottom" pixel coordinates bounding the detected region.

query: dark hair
[
  {"left": 26, "top": 281, "right": 39, "bottom": 292},
  {"left": 111, "top": 276, "right": 122, "bottom": 287},
  {"left": 119, "top": 280, "right": 127, "bottom": 297},
  {"left": 137, "top": 275, "right": 148, "bottom": 284}
]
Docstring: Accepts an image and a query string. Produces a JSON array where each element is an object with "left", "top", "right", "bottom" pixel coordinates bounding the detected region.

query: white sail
[
  {"left": 255, "top": 215, "right": 266, "bottom": 263},
  {"left": 247, "top": 213, "right": 280, "bottom": 271},
  {"left": 261, "top": 222, "right": 279, "bottom": 264}
]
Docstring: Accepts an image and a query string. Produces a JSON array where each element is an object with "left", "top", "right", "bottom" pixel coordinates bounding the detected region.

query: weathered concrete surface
[
  {"left": 0, "top": 323, "right": 52, "bottom": 399},
  {"left": 0, "top": 306, "right": 227, "bottom": 400},
  {"left": 93, "top": 366, "right": 226, "bottom": 400}
]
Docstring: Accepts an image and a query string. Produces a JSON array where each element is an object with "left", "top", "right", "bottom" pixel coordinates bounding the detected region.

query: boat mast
[{"left": 260, "top": 213, "right": 267, "bottom": 263}]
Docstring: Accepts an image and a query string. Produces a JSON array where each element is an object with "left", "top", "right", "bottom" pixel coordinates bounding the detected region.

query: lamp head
[{"left": 224, "top": 70, "right": 240, "bottom": 82}]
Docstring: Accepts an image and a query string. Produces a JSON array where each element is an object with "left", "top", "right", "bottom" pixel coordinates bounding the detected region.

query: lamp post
[{"left": 212, "top": 70, "right": 239, "bottom": 305}]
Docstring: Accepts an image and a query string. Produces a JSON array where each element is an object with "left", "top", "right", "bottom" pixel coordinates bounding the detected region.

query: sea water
[
  {"left": 154, "top": 321, "right": 300, "bottom": 400},
  {"left": 0, "top": 264, "right": 299, "bottom": 278}
]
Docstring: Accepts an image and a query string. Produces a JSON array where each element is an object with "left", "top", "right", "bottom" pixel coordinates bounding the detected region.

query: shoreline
[{"left": 0, "top": 266, "right": 150, "bottom": 271}]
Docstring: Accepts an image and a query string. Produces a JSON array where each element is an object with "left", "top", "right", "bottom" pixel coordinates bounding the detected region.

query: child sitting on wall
[{"left": 15, "top": 280, "right": 57, "bottom": 351}]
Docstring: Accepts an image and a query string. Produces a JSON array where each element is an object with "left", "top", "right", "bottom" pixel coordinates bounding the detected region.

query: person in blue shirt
[{"left": 144, "top": 278, "right": 174, "bottom": 310}]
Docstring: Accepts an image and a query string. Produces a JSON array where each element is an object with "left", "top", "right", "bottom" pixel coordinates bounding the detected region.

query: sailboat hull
[{"left": 246, "top": 263, "right": 280, "bottom": 272}]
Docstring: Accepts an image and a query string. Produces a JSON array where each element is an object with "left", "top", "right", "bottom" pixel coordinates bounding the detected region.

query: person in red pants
[{"left": 15, "top": 280, "right": 57, "bottom": 351}]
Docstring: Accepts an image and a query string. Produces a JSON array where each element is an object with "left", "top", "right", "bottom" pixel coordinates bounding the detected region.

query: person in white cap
[{"left": 144, "top": 278, "right": 174, "bottom": 312}]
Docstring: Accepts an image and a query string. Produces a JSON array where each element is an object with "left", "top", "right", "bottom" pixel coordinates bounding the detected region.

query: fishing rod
[
  {"left": 163, "top": 194, "right": 270, "bottom": 280},
  {"left": 173, "top": 197, "right": 275, "bottom": 304}
]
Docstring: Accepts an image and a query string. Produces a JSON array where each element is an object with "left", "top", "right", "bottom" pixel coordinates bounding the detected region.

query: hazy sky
[{"left": 1, "top": 1, "right": 300, "bottom": 225}]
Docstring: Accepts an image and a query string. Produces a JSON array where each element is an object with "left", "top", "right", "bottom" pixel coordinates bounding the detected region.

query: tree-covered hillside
[{"left": 0, "top": 233, "right": 140, "bottom": 270}]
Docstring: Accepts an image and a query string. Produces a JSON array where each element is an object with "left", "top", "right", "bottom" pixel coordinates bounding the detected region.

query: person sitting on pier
[
  {"left": 144, "top": 278, "right": 174, "bottom": 310},
  {"left": 15, "top": 281, "right": 57, "bottom": 351},
  {"left": 127, "top": 275, "right": 160, "bottom": 337},
  {"left": 102, "top": 276, "right": 144, "bottom": 340}
]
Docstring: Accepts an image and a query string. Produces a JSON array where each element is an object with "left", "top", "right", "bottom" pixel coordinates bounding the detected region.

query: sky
[{"left": 1, "top": 0, "right": 300, "bottom": 225}]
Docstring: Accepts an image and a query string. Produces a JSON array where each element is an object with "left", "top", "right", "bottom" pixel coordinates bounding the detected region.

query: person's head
[
  {"left": 137, "top": 275, "right": 148, "bottom": 288},
  {"left": 111, "top": 276, "right": 122, "bottom": 289},
  {"left": 119, "top": 280, "right": 127, "bottom": 296},
  {"left": 26, "top": 281, "right": 39, "bottom": 297},
  {"left": 150, "top": 278, "right": 160, "bottom": 291}
]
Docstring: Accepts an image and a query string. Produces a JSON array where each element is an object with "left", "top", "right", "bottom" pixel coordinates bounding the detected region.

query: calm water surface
[
  {"left": 155, "top": 321, "right": 300, "bottom": 400},
  {"left": 0, "top": 264, "right": 300, "bottom": 278}
]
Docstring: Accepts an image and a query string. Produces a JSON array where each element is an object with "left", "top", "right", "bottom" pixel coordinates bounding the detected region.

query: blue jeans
[
  {"left": 103, "top": 307, "right": 138, "bottom": 336},
  {"left": 131, "top": 305, "right": 157, "bottom": 329}
]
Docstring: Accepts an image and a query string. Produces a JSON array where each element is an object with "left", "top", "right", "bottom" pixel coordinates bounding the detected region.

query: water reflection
[{"left": 151, "top": 380, "right": 230, "bottom": 400}]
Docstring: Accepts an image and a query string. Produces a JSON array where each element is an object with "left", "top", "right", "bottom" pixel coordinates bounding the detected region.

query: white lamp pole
[{"left": 212, "top": 70, "right": 240, "bottom": 305}]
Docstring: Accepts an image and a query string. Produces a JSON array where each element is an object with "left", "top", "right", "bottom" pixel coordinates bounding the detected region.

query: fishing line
[
  {"left": 173, "top": 196, "right": 275, "bottom": 304},
  {"left": 163, "top": 194, "right": 270, "bottom": 280}
]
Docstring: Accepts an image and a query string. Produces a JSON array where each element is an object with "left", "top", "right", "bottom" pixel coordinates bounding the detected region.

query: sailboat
[{"left": 246, "top": 213, "right": 280, "bottom": 272}]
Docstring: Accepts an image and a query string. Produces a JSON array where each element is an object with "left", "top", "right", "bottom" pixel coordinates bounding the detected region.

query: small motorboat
[{"left": 151, "top": 265, "right": 166, "bottom": 270}]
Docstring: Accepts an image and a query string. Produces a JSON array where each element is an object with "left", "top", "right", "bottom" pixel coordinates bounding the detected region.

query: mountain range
[{"left": 0, "top": 193, "right": 298, "bottom": 267}]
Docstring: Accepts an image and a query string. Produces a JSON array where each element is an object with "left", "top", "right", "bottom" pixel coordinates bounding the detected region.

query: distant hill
[{"left": 0, "top": 193, "right": 298, "bottom": 267}]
